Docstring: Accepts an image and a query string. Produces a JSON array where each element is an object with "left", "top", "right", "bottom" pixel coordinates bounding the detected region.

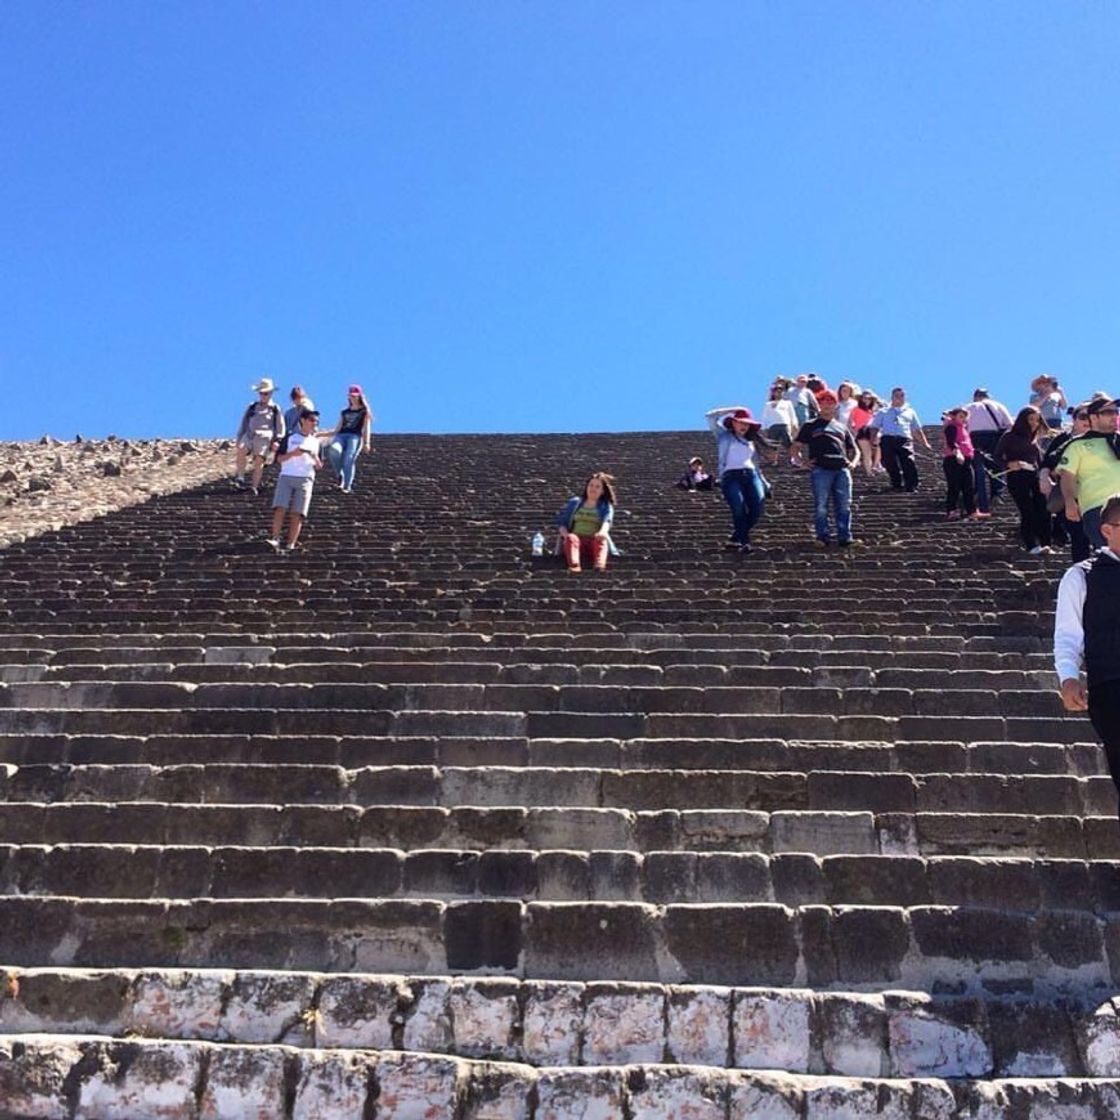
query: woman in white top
[
  {"left": 834, "top": 381, "right": 861, "bottom": 428},
  {"left": 759, "top": 385, "right": 799, "bottom": 466},
  {"left": 705, "top": 406, "right": 768, "bottom": 553}
]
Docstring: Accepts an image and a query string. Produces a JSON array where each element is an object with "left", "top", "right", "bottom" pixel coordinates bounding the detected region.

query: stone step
[
  {"left": 0, "top": 707, "right": 1089, "bottom": 745},
  {"left": 3, "top": 1034, "right": 1119, "bottom": 1119},
  {"left": 0, "top": 803, "right": 1113, "bottom": 859},
  {"left": 0, "top": 897, "right": 1110, "bottom": 996},
  {"left": 3, "top": 845, "right": 1120, "bottom": 913},
  {"left": 32, "top": 663, "right": 1062, "bottom": 701},
  {"left": 0, "top": 734, "right": 1103, "bottom": 778},
  {"left": 0, "top": 762, "right": 1113, "bottom": 817},
  {"left": 0, "top": 679, "right": 1072, "bottom": 718},
  {"left": 3, "top": 969, "right": 1120, "bottom": 1080}
]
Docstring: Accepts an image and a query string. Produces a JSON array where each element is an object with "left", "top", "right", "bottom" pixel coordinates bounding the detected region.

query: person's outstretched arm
[
  {"left": 705, "top": 407, "right": 737, "bottom": 436},
  {"left": 1054, "top": 562, "right": 1088, "bottom": 710}
]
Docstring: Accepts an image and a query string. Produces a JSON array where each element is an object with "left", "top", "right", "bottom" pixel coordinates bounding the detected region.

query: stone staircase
[{"left": 0, "top": 430, "right": 1116, "bottom": 1117}]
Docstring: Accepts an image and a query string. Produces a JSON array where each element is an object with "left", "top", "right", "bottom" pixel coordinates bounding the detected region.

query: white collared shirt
[{"left": 1053, "top": 548, "right": 1120, "bottom": 683}]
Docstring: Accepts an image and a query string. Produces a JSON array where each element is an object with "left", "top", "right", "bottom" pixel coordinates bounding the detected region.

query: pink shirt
[{"left": 942, "top": 420, "right": 974, "bottom": 459}]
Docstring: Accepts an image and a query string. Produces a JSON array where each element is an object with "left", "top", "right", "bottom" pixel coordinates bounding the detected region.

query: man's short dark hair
[{"left": 1101, "top": 494, "right": 1120, "bottom": 526}]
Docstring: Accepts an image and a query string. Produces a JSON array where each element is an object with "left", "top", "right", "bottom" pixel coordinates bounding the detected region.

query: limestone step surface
[
  {"left": 3, "top": 1034, "right": 1120, "bottom": 1118},
  {"left": 4, "top": 968, "right": 1120, "bottom": 1080}
]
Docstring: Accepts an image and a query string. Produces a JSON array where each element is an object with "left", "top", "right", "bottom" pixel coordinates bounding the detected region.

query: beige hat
[{"left": 252, "top": 378, "right": 275, "bottom": 393}]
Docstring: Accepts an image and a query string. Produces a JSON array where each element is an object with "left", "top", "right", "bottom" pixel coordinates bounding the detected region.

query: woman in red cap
[
  {"left": 322, "top": 385, "right": 373, "bottom": 494},
  {"left": 706, "top": 405, "right": 769, "bottom": 553}
]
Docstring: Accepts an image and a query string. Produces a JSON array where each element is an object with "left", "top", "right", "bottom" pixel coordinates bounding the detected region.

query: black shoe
[
  {"left": 738, "top": 542, "right": 753, "bottom": 554},
  {"left": 838, "top": 539, "right": 853, "bottom": 548}
]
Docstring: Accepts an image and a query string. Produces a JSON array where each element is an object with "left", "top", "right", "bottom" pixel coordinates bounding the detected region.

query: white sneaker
[
  {"left": 266, "top": 538, "right": 280, "bottom": 549},
  {"left": 1028, "top": 545, "right": 1044, "bottom": 555}
]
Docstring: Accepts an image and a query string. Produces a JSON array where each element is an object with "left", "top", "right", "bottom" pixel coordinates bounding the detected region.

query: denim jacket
[{"left": 554, "top": 496, "right": 621, "bottom": 556}]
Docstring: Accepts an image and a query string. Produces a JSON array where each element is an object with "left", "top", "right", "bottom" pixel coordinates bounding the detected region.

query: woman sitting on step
[
  {"left": 555, "top": 473, "right": 617, "bottom": 572},
  {"left": 705, "top": 405, "right": 770, "bottom": 554}
]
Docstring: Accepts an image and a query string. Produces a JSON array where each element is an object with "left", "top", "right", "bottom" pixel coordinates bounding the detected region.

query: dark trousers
[
  {"left": 880, "top": 436, "right": 918, "bottom": 490},
  {"left": 942, "top": 457, "right": 976, "bottom": 514},
  {"left": 1057, "top": 514, "right": 1091, "bottom": 562},
  {"left": 1089, "top": 680, "right": 1120, "bottom": 823},
  {"left": 1006, "top": 471, "right": 1051, "bottom": 548},
  {"left": 720, "top": 468, "right": 765, "bottom": 545}
]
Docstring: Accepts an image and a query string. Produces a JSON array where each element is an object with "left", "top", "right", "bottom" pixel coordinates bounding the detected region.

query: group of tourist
[
  {"left": 232, "top": 378, "right": 372, "bottom": 550},
  {"left": 938, "top": 387, "right": 1120, "bottom": 561}
]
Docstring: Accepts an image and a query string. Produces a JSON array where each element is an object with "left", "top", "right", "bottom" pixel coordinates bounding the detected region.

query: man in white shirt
[
  {"left": 966, "top": 388, "right": 1013, "bottom": 512},
  {"left": 1054, "top": 493, "right": 1120, "bottom": 822},
  {"left": 268, "top": 409, "right": 322, "bottom": 551}
]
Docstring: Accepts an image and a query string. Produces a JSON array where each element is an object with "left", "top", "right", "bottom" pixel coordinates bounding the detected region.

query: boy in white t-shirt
[{"left": 268, "top": 409, "right": 322, "bottom": 551}]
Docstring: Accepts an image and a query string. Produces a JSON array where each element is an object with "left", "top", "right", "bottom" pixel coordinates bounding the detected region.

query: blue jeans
[
  {"left": 810, "top": 467, "right": 852, "bottom": 543},
  {"left": 327, "top": 433, "right": 361, "bottom": 489},
  {"left": 970, "top": 431, "right": 1004, "bottom": 512},
  {"left": 721, "top": 469, "right": 766, "bottom": 544}
]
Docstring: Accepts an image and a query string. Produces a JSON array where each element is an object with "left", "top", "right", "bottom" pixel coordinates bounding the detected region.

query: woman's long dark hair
[
  {"left": 581, "top": 472, "right": 617, "bottom": 505},
  {"left": 1009, "top": 405, "right": 1043, "bottom": 440}
]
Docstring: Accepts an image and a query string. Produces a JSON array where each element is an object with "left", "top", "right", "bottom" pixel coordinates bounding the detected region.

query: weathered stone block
[
  {"left": 1078, "top": 997, "right": 1120, "bottom": 1076},
  {"left": 450, "top": 979, "right": 520, "bottom": 1060},
  {"left": 460, "top": 1060, "right": 535, "bottom": 1120},
  {"left": 584, "top": 982, "right": 665, "bottom": 1064},
  {"left": 375, "top": 1052, "right": 464, "bottom": 1119},
  {"left": 728, "top": 1071, "right": 802, "bottom": 1119},
  {"left": 446, "top": 901, "right": 523, "bottom": 971},
  {"left": 317, "top": 974, "right": 402, "bottom": 1049},
  {"left": 732, "top": 989, "right": 811, "bottom": 1071},
  {"left": 0, "top": 1036, "right": 82, "bottom": 1119},
  {"left": 886, "top": 994, "right": 991, "bottom": 1078},
  {"left": 521, "top": 982, "right": 583, "bottom": 1066},
  {"left": 832, "top": 907, "right": 909, "bottom": 984},
  {"left": 402, "top": 978, "right": 452, "bottom": 1053},
  {"left": 627, "top": 1065, "right": 728, "bottom": 1119},
  {"left": 220, "top": 970, "right": 317, "bottom": 1046},
  {"left": 127, "top": 969, "right": 227, "bottom": 1041},
  {"left": 77, "top": 1040, "right": 201, "bottom": 1120},
  {"left": 536, "top": 1068, "right": 627, "bottom": 1120},
  {"left": 525, "top": 903, "right": 660, "bottom": 982},
  {"left": 817, "top": 993, "right": 886, "bottom": 1077},
  {"left": 200, "top": 1046, "right": 287, "bottom": 1120},
  {"left": 293, "top": 1050, "right": 374, "bottom": 1119},
  {"left": 662, "top": 905, "right": 798, "bottom": 986},
  {"left": 0, "top": 969, "right": 130, "bottom": 1035},
  {"left": 666, "top": 985, "right": 731, "bottom": 1067}
]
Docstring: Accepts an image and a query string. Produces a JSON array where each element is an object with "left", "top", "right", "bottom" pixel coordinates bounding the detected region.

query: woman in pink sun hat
[
  {"left": 322, "top": 384, "right": 373, "bottom": 494},
  {"left": 705, "top": 405, "right": 770, "bottom": 553}
]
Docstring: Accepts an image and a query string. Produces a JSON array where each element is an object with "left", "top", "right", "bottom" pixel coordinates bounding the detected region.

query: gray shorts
[
  {"left": 272, "top": 474, "right": 314, "bottom": 517},
  {"left": 240, "top": 432, "right": 274, "bottom": 457}
]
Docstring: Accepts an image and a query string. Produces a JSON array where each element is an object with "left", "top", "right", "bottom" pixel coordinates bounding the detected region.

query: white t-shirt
[
  {"left": 760, "top": 400, "right": 797, "bottom": 429},
  {"left": 835, "top": 399, "right": 857, "bottom": 426},
  {"left": 279, "top": 433, "right": 320, "bottom": 479}
]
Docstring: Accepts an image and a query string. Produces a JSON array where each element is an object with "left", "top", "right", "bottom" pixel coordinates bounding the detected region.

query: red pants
[{"left": 564, "top": 534, "right": 607, "bottom": 571}]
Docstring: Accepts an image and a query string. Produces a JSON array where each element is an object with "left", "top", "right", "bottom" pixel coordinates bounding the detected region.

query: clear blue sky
[{"left": 2, "top": 2, "right": 1117, "bottom": 440}]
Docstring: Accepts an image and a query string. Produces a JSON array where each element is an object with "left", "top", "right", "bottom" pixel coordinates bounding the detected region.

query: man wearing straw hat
[{"left": 233, "top": 377, "right": 285, "bottom": 495}]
